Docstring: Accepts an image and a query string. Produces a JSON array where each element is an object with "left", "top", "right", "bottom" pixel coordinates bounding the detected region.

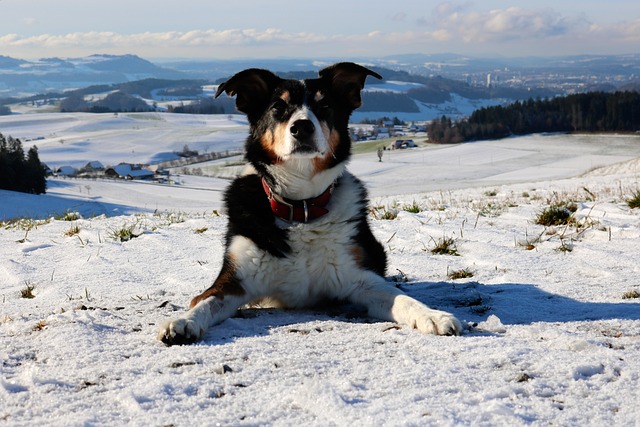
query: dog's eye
[
  {"left": 313, "top": 101, "right": 332, "bottom": 118},
  {"left": 272, "top": 99, "right": 288, "bottom": 115},
  {"left": 316, "top": 100, "right": 331, "bottom": 110}
]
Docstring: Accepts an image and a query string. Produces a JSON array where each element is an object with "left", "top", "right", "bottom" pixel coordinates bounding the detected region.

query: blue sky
[{"left": 1, "top": 0, "right": 639, "bottom": 59}]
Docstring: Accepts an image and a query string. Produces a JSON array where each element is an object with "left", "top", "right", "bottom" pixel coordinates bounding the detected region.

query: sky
[{"left": 1, "top": 0, "right": 640, "bottom": 60}]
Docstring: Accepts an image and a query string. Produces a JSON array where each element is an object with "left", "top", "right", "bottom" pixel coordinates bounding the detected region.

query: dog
[{"left": 158, "top": 62, "right": 462, "bottom": 345}]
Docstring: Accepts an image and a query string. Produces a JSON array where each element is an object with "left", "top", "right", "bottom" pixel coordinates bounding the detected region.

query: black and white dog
[{"left": 158, "top": 62, "right": 462, "bottom": 345}]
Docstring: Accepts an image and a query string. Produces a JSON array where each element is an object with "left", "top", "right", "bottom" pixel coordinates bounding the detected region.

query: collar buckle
[{"left": 277, "top": 194, "right": 295, "bottom": 223}]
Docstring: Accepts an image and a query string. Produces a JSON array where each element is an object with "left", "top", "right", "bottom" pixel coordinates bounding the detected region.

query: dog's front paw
[
  {"left": 157, "top": 318, "right": 204, "bottom": 346},
  {"left": 413, "top": 310, "right": 463, "bottom": 336}
]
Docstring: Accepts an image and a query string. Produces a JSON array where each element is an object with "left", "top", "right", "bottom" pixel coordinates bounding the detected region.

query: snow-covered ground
[
  {"left": 1, "top": 115, "right": 640, "bottom": 426},
  {"left": 0, "top": 112, "right": 249, "bottom": 169}
]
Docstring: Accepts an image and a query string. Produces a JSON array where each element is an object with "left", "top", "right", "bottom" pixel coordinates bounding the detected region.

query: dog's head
[{"left": 215, "top": 62, "right": 382, "bottom": 197}]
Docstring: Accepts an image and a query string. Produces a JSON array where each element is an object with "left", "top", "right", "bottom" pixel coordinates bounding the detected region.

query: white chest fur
[{"left": 228, "top": 171, "right": 370, "bottom": 307}]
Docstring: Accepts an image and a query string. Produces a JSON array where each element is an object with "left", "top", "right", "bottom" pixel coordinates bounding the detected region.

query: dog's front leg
[
  {"left": 158, "top": 294, "right": 249, "bottom": 345},
  {"left": 349, "top": 275, "right": 463, "bottom": 336},
  {"left": 158, "top": 258, "right": 250, "bottom": 345}
]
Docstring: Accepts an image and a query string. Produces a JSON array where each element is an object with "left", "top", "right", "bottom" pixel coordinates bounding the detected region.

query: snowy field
[
  {"left": 1, "top": 113, "right": 640, "bottom": 426},
  {"left": 0, "top": 112, "right": 249, "bottom": 169}
]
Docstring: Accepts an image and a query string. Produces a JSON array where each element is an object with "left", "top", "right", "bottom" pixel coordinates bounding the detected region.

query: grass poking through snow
[
  {"left": 447, "top": 267, "right": 474, "bottom": 280},
  {"left": 430, "top": 236, "right": 460, "bottom": 256},
  {"left": 627, "top": 190, "right": 640, "bottom": 209},
  {"left": 21, "top": 282, "right": 36, "bottom": 299},
  {"left": 535, "top": 203, "right": 577, "bottom": 226}
]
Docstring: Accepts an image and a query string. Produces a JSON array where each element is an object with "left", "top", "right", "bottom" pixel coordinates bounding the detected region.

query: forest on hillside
[
  {"left": 60, "top": 91, "right": 154, "bottom": 113},
  {"left": 427, "top": 91, "right": 640, "bottom": 143},
  {"left": 0, "top": 133, "right": 47, "bottom": 194}
]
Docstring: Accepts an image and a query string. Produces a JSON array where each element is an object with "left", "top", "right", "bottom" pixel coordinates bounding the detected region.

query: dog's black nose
[{"left": 290, "top": 119, "right": 315, "bottom": 141}]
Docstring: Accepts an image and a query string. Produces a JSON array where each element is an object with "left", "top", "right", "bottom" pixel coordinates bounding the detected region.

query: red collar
[{"left": 262, "top": 179, "right": 334, "bottom": 223}]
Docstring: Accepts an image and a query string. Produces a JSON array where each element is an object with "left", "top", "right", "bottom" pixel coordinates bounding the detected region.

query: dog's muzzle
[{"left": 290, "top": 119, "right": 317, "bottom": 153}]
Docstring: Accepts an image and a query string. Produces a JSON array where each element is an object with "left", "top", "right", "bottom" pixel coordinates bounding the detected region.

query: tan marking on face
[
  {"left": 312, "top": 127, "right": 341, "bottom": 173},
  {"left": 272, "top": 122, "right": 289, "bottom": 158},
  {"left": 314, "top": 91, "right": 324, "bottom": 102},
  {"left": 280, "top": 91, "right": 291, "bottom": 103},
  {"left": 260, "top": 129, "right": 283, "bottom": 164}
]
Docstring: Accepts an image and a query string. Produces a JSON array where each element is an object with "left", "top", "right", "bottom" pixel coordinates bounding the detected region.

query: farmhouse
[
  {"left": 55, "top": 166, "right": 77, "bottom": 176},
  {"left": 76, "top": 161, "right": 106, "bottom": 178},
  {"left": 105, "top": 163, "right": 155, "bottom": 180},
  {"left": 83, "top": 161, "right": 105, "bottom": 172}
]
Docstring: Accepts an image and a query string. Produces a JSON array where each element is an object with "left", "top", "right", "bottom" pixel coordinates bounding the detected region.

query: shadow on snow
[
  {"left": 195, "top": 280, "right": 639, "bottom": 345},
  {"left": 0, "top": 188, "right": 151, "bottom": 220},
  {"left": 406, "top": 281, "right": 640, "bottom": 325}
]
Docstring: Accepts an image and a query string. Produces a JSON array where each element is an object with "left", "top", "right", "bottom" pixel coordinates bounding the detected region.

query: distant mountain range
[
  {"left": 2, "top": 53, "right": 640, "bottom": 98},
  {"left": 159, "top": 52, "right": 640, "bottom": 80},
  {"left": 0, "top": 54, "right": 185, "bottom": 96},
  {"left": 1, "top": 53, "right": 639, "bottom": 122}
]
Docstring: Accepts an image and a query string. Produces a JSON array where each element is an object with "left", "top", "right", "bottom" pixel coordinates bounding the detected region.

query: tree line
[
  {"left": 428, "top": 91, "right": 640, "bottom": 143},
  {"left": 0, "top": 132, "right": 47, "bottom": 194},
  {"left": 60, "top": 91, "right": 154, "bottom": 113},
  {"left": 167, "top": 97, "right": 236, "bottom": 114}
]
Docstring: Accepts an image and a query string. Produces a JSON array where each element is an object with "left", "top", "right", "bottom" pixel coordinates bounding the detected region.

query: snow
[
  {"left": 364, "top": 80, "right": 426, "bottom": 93},
  {"left": 1, "top": 114, "right": 640, "bottom": 426},
  {"left": 0, "top": 112, "right": 249, "bottom": 169}
]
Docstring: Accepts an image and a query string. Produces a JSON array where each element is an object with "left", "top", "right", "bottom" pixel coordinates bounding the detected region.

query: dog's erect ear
[
  {"left": 215, "top": 69, "right": 282, "bottom": 116},
  {"left": 319, "top": 62, "right": 382, "bottom": 111}
]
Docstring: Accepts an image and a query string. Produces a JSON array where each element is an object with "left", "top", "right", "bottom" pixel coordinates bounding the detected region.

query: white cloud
[
  {"left": 401, "top": 2, "right": 640, "bottom": 55},
  {"left": 588, "top": 19, "right": 640, "bottom": 42},
  {"left": 0, "top": 29, "right": 333, "bottom": 52},
  {"left": 1, "top": 8, "right": 639, "bottom": 59},
  {"left": 427, "top": 5, "right": 585, "bottom": 43}
]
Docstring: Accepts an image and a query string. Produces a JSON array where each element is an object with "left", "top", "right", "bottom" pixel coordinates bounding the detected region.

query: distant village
[
  {"left": 48, "top": 146, "right": 241, "bottom": 183},
  {"left": 351, "top": 120, "right": 426, "bottom": 142},
  {"left": 47, "top": 120, "right": 426, "bottom": 182},
  {"left": 50, "top": 161, "right": 166, "bottom": 182}
]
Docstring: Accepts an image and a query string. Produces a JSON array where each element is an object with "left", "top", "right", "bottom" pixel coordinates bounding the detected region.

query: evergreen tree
[
  {"left": 0, "top": 132, "right": 47, "bottom": 194},
  {"left": 5, "top": 136, "right": 24, "bottom": 190},
  {"left": 25, "top": 146, "right": 47, "bottom": 194},
  {"left": 0, "top": 133, "right": 10, "bottom": 187}
]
